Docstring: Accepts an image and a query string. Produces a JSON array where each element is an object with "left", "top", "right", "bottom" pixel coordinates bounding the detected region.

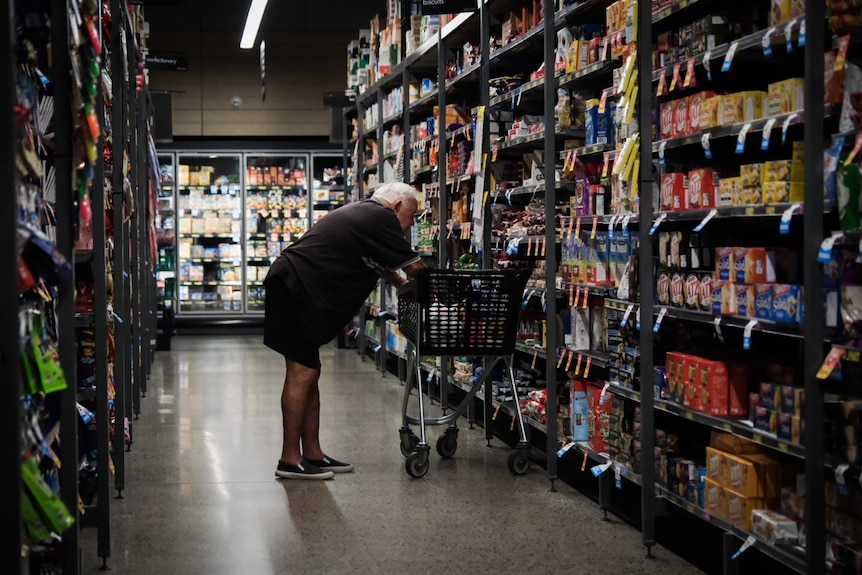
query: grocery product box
[
  {"left": 728, "top": 363, "right": 750, "bottom": 417},
  {"left": 720, "top": 93, "right": 743, "bottom": 125},
  {"left": 777, "top": 413, "right": 805, "bottom": 445},
  {"left": 688, "top": 168, "right": 718, "bottom": 209},
  {"left": 726, "top": 490, "right": 766, "bottom": 530},
  {"left": 673, "top": 97, "right": 689, "bottom": 137},
  {"left": 762, "top": 160, "right": 792, "bottom": 183},
  {"left": 687, "top": 91, "right": 716, "bottom": 134},
  {"left": 759, "top": 382, "right": 781, "bottom": 411},
  {"left": 743, "top": 452, "right": 782, "bottom": 499},
  {"left": 659, "top": 101, "right": 674, "bottom": 140},
  {"left": 740, "top": 164, "right": 762, "bottom": 188},
  {"left": 698, "top": 359, "right": 730, "bottom": 416},
  {"left": 740, "top": 91, "right": 766, "bottom": 122},
  {"left": 700, "top": 96, "right": 720, "bottom": 130},
  {"left": 772, "top": 284, "right": 802, "bottom": 324},
  {"left": 769, "top": 0, "right": 794, "bottom": 26},
  {"left": 753, "top": 405, "right": 779, "bottom": 435},
  {"left": 755, "top": 284, "right": 773, "bottom": 320},
  {"left": 780, "top": 386, "right": 805, "bottom": 417},
  {"left": 670, "top": 272, "right": 685, "bottom": 308},
  {"left": 704, "top": 477, "right": 728, "bottom": 520},
  {"left": 660, "top": 173, "right": 687, "bottom": 212},
  {"left": 768, "top": 78, "right": 805, "bottom": 116},
  {"left": 710, "top": 431, "right": 763, "bottom": 455},
  {"left": 735, "top": 247, "right": 776, "bottom": 285}
]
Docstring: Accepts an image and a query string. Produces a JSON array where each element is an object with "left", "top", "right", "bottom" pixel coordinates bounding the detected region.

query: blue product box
[
  {"left": 755, "top": 284, "right": 773, "bottom": 321},
  {"left": 759, "top": 382, "right": 781, "bottom": 411},
  {"left": 772, "top": 284, "right": 802, "bottom": 324}
]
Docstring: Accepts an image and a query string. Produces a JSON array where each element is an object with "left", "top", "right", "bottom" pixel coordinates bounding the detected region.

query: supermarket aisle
[{"left": 81, "top": 335, "right": 701, "bottom": 575}]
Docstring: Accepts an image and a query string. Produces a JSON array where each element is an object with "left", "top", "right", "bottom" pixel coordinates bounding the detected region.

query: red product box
[
  {"left": 673, "top": 96, "right": 689, "bottom": 138},
  {"left": 688, "top": 168, "right": 718, "bottom": 209},
  {"left": 587, "top": 384, "right": 612, "bottom": 453},
  {"left": 698, "top": 358, "right": 730, "bottom": 416},
  {"left": 660, "top": 101, "right": 675, "bottom": 140},
  {"left": 728, "top": 363, "right": 750, "bottom": 417},
  {"left": 688, "top": 91, "right": 716, "bottom": 134},
  {"left": 661, "top": 173, "right": 687, "bottom": 212},
  {"left": 681, "top": 354, "right": 701, "bottom": 412}
]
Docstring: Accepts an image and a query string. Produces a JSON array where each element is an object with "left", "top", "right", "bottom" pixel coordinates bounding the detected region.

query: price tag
[
  {"left": 799, "top": 18, "right": 806, "bottom": 47},
  {"left": 654, "top": 306, "right": 668, "bottom": 333},
  {"left": 584, "top": 357, "right": 593, "bottom": 378},
  {"left": 602, "top": 36, "right": 610, "bottom": 60},
  {"left": 527, "top": 237, "right": 533, "bottom": 256},
  {"left": 574, "top": 286, "right": 582, "bottom": 308},
  {"left": 557, "top": 349, "right": 566, "bottom": 369},
  {"left": 571, "top": 148, "right": 579, "bottom": 168},
  {"left": 615, "top": 465, "right": 622, "bottom": 489},
  {"left": 684, "top": 58, "right": 696, "bottom": 88},
  {"left": 636, "top": 307, "right": 641, "bottom": 330},
  {"left": 781, "top": 21, "right": 796, "bottom": 55},
  {"left": 670, "top": 63, "right": 681, "bottom": 92},
  {"left": 602, "top": 152, "right": 612, "bottom": 177},
  {"left": 844, "top": 132, "right": 862, "bottom": 166},
  {"left": 575, "top": 354, "right": 584, "bottom": 376},
  {"left": 582, "top": 449, "right": 589, "bottom": 471},
  {"left": 658, "top": 68, "right": 667, "bottom": 96},
  {"left": 836, "top": 463, "right": 851, "bottom": 486},
  {"left": 761, "top": 117, "right": 777, "bottom": 150},
  {"left": 541, "top": 236, "right": 547, "bottom": 257},
  {"left": 575, "top": 217, "right": 582, "bottom": 238},
  {"left": 781, "top": 113, "right": 798, "bottom": 145},
  {"left": 591, "top": 461, "right": 612, "bottom": 477},
  {"left": 568, "top": 214, "right": 575, "bottom": 237},
  {"left": 731, "top": 536, "right": 756, "bottom": 561},
  {"left": 622, "top": 215, "right": 632, "bottom": 229},
  {"left": 694, "top": 208, "right": 718, "bottom": 232},
  {"left": 531, "top": 349, "right": 539, "bottom": 370},
  {"left": 591, "top": 216, "right": 598, "bottom": 240},
  {"left": 659, "top": 141, "right": 667, "bottom": 168},
  {"left": 599, "top": 89, "right": 609, "bottom": 114},
  {"left": 516, "top": 86, "right": 524, "bottom": 107},
  {"left": 779, "top": 203, "right": 802, "bottom": 235},
  {"left": 714, "top": 316, "right": 724, "bottom": 343},
  {"left": 722, "top": 41, "right": 738, "bottom": 72},
  {"left": 703, "top": 50, "right": 712, "bottom": 82},
  {"left": 565, "top": 350, "right": 575, "bottom": 371},
  {"left": 569, "top": 284, "right": 575, "bottom": 307},
  {"left": 600, "top": 382, "right": 611, "bottom": 405},
  {"left": 762, "top": 27, "right": 776, "bottom": 56},
  {"left": 621, "top": 304, "right": 635, "bottom": 328},
  {"left": 743, "top": 320, "right": 759, "bottom": 350},
  {"left": 817, "top": 346, "right": 845, "bottom": 379},
  {"left": 819, "top": 232, "right": 843, "bottom": 263},
  {"left": 582, "top": 288, "right": 590, "bottom": 309},
  {"left": 556, "top": 441, "right": 575, "bottom": 458},
  {"left": 736, "top": 123, "right": 751, "bottom": 153},
  {"left": 649, "top": 213, "right": 667, "bottom": 236},
  {"left": 702, "top": 132, "right": 712, "bottom": 159}
]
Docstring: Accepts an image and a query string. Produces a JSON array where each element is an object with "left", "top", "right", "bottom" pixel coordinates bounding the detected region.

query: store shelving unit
[{"left": 341, "top": 0, "right": 862, "bottom": 572}]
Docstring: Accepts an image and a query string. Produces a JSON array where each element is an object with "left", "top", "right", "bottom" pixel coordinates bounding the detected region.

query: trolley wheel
[
  {"left": 436, "top": 431, "right": 458, "bottom": 459},
  {"left": 406, "top": 450, "right": 429, "bottom": 478},
  {"left": 507, "top": 448, "right": 530, "bottom": 476},
  {"left": 399, "top": 429, "right": 419, "bottom": 457}
]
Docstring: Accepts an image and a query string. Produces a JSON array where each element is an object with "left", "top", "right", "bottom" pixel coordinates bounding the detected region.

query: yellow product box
[
  {"left": 704, "top": 478, "right": 728, "bottom": 520},
  {"left": 768, "top": 78, "right": 805, "bottom": 116},
  {"left": 566, "top": 42, "right": 580, "bottom": 73},
  {"left": 725, "top": 453, "right": 767, "bottom": 498},
  {"left": 740, "top": 163, "right": 762, "bottom": 188},
  {"left": 178, "top": 165, "right": 190, "bottom": 187},
  {"left": 718, "top": 179, "right": 736, "bottom": 207},
  {"left": 710, "top": 432, "right": 764, "bottom": 455},
  {"left": 706, "top": 447, "right": 730, "bottom": 484},
  {"left": 769, "top": 0, "right": 794, "bottom": 26},
  {"left": 791, "top": 141, "right": 805, "bottom": 182},
  {"left": 720, "top": 93, "right": 743, "bottom": 125},
  {"left": 699, "top": 96, "right": 719, "bottom": 130},
  {"left": 763, "top": 160, "right": 792, "bottom": 183},
  {"left": 741, "top": 187, "right": 762, "bottom": 206},
  {"left": 725, "top": 489, "right": 766, "bottom": 530},
  {"left": 763, "top": 181, "right": 804, "bottom": 204},
  {"left": 744, "top": 453, "right": 783, "bottom": 499},
  {"left": 740, "top": 91, "right": 766, "bottom": 122}
]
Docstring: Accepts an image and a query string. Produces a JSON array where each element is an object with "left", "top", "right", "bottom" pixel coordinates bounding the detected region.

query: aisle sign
[{"left": 420, "top": 0, "right": 476, "bottom": 15}]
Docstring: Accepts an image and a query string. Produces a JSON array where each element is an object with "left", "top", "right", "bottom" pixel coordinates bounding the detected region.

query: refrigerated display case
[
  {"left": 176, "top": 154, "right": 243, "bottom": 313},
  {"left": 156, "top": 154, "right": 177, "bottom": 335},
  {"left": 311, "top": 153, "right": 346, "bottom": 226},
  {"left": 244, "top": 154, "right": 309, "bottom": 312}
]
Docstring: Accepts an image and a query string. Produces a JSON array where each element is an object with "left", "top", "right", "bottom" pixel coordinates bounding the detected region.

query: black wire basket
[{"left": 397, "top": 268, "right": 531, "bottom": 356}]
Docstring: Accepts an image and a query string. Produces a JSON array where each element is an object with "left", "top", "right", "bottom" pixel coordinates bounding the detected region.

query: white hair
[{"left": 371, "top": 182, "right": 419, "bottom": 204}]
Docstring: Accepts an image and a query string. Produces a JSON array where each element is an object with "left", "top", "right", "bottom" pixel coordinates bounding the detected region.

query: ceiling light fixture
[{"left": 239, "top": 0, "right": 268, "bottom": 49}]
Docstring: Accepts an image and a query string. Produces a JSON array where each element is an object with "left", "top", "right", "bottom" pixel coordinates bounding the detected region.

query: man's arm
[
  {"left": 402, "top": 259, "right": 425, "bottom": 279},
  {"left": 378, "top": 260, "right": 425, "bottom": 288}
]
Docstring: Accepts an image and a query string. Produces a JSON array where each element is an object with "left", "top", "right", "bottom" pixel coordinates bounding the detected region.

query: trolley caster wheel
[
  {"left": 507, "top": 449, "right": 530, "bottom": 476},
  {"left": 436, "top": 429, "right": 459, "bottom": 459},
  {"left": 406, "top": 450, "right": 429, "bottom": 478},
  {"left": 399, "top": 429, "right": 419, "bottom": 457}
]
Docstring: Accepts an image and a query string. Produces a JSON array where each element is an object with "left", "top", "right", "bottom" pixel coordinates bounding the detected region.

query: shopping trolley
[{"left": 397, "top": 268, "right": 532, "bottom": 478}]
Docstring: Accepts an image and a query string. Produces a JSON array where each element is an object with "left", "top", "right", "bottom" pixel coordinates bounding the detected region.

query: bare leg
[
  {"left": 280, "top": 359, "right": 321, "bottom": 465},
  {"left": 300, "top": 381, "right": 325, "bottom": 461}
]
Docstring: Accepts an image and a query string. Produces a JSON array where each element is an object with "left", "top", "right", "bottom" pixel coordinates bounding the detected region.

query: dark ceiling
[{"left": 143, "top": 0, "right": 381, "bottom": 34}]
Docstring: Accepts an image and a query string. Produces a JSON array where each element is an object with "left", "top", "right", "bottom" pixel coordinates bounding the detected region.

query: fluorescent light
[{"left": 239, "top": 0, "right": 268, "bottom": 49}]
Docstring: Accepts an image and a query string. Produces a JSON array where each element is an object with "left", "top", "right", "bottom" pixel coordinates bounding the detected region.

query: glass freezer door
[
  {"left": 310, "top": 153, "right": 346, "bottom": 227},
  {"left": 156, "top": 154, "right": 176, "bottom": 317},
  {"left": 176, "top": 154, "right": 243, "bottom": 313},
  {"left": 244, "top": 154, "right": 309, "bottom": 312}
]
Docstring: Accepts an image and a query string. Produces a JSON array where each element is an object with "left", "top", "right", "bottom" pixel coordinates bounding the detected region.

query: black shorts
[{"left": 263, "top": 276, "right": 322, "bottom": 369}]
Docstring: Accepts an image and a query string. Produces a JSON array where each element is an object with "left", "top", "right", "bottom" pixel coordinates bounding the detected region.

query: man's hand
[
  {"left": 379, "top": 269, "right": 407, "bottom": 288},
  {"left": 402, "top": 260, "right": 426, "bottom": 279}
]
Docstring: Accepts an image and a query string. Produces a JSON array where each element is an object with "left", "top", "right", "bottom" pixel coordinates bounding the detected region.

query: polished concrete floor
[{"left": 80, "top": 335, "right": 703, "bottom": 574}]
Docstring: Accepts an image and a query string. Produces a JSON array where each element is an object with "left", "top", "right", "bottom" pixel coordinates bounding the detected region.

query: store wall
[{"left": 148, "top": 30, "right": 353, "bottom": 138}]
